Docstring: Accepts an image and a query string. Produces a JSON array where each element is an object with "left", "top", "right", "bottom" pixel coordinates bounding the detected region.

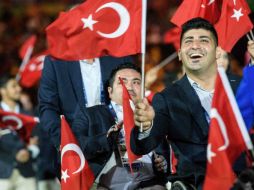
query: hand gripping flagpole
[{"left": 140, "top": 0, "right": 147, "bottom": 132}]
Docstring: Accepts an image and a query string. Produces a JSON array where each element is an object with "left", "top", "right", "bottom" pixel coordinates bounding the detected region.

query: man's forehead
[
  {"left": 182, "top": 29, "right": 213, "bottom": 38},
  {"left": 116, "top": 69, "right": 141, "bottom": 79}
]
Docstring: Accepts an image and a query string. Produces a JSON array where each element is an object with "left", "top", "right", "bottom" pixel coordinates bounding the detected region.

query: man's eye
[
  {"left": 200, "top": 39, "right": 209, "bottom": 43},
  {"left": 133, "top": 81, "right": 141, "bottom": 85},
  {"left": 184, "top": 40, "right": 192, "bottom": 44}
]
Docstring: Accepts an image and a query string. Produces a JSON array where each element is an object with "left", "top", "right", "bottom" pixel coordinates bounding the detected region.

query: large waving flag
[
  {"left": 171, "top": 0, "right": 221, "bottom": 27},
  {"left": 203, "top": 67, "right": 253, "bottom": 190},
  {"left": 119, "top": 78, "right": 141, "bottom": 167},
  {"left": 215, "top": 0, "right": 253, "bottom": 52},
  {"left": 236, "top": 66, "right": 254, "bottom": 130},
  {"left": 46, "top": 0, "right": 146, "bottom": 60},
  {"left": 0, "top": 109, "right": 39, "bottom": 142},
  {"left": 19, "top": 50, "right": 48, "bottom": 88},
  {"left": 61, "top": 116, "right": 94, "bottom": 190}
]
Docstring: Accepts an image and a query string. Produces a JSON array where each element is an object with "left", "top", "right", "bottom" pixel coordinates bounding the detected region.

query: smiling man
[{"left": 131, "top": 18, "right": 242, "bottom": 190}]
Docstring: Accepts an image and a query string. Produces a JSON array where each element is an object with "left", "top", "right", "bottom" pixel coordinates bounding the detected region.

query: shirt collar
[
  {"left": 80, "top": 58, "right": 99, "bottom": 66},
  {"left": 110, "top": 101, "right": 123, "bottom": 112},
  {"left": 1, "top": 101, "right": 20, "bottom": 113},
  {"left": 187, "top": 76, "right": 214, "bottom": 93}
]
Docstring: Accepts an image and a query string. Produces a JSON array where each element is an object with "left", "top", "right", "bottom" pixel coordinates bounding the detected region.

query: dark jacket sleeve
[
  {"left": 38, "top": 56, "right": 61, "bottom": 149},
  {"left": 72, "top": 105, "right": 115, "bottom": 160},
  {"left": 131, "top": 92, "right": 171, "bottom": 155}
]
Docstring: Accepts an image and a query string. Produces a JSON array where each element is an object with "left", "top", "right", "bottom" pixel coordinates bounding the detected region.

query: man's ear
[
  {"left": 108, "top": 87, "right": 112, "bottom": 97},
  {"left": 178, "top": 49, "right": 182, "bottom": 61}
]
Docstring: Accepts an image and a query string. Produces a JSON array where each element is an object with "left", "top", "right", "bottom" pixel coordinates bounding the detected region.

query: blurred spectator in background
[{"left": 0, "top": 74, "right": 39, "bottom": 190}]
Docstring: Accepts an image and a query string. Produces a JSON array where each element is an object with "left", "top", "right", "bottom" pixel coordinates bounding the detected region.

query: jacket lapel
[{"left": 176, "top": 75, "right": 209, "bottom": 136}]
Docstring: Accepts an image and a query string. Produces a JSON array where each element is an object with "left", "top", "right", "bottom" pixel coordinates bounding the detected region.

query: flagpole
[
  {"left": 141, "top": 0, "right": 147, "bottom": 99},
  {"left": 140, "top": 0, "right": 147, "bottom": 132},
  {"left": 154, "top": 52, "right": 178, "bottom": 70},
  {"left": 16, "top": 46, "right": 34, "bottom": 81}
]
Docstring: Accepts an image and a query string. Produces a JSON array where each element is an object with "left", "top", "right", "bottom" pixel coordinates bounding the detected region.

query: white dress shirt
[
  {"left": 187, "top": 76, "right": 214, "bottom": 121},
  {"left": 80, "top": 58, "right": 102, "bottom": 107}
]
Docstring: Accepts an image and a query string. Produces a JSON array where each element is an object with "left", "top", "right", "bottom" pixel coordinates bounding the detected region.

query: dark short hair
[
  {"left": 108, "top": 62, "right": 141, "bottom": 88},
  {"left": 180, "top": 17, "right": 218, "bottom": 46},
  {"left": 0, "top": 74, "right": 15, "bottom": 88}
]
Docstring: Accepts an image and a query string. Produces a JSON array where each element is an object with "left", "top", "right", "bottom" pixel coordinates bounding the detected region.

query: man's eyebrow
[
  {"left": 199, "top": 36, "right": 210, "bottom": 39},
  {"left": 183, "top": 36, "right": 194, "bottom": 41}
]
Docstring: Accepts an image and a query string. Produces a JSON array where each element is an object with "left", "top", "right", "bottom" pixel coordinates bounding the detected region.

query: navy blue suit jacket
[
  {"left": 38, "top": 55, "right": 132, "bottom": 149},
  {"left": 131, "top": 74, "right": 241, "bottom": 186},
  {"left": 72, "top": 105, "right": 116, "bottom": 177}
]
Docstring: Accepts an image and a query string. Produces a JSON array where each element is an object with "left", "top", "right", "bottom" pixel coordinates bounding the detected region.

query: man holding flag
[
  {"left": 131, "top": 18, "right": 244, "bottom": 189},
  {"left": 72, "top": 63, "right": 168, "bottom": 189}
]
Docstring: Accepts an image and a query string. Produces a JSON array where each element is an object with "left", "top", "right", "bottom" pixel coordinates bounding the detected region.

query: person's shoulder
[
  {"left": 44, "top": 55, "right": 78, "bottom": 64},
  {"left": 160, "top": 76, "right": 186, "bottom": 95}
]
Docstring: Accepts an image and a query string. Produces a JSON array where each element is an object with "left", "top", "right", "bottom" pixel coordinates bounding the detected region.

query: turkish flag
[
  {"left": 203, "top": 67, "right": 253, "bottom": 190},
  {"left": 0, "top": 109, "right": 39, "bottom": 143},
  {"left": 61, "top": 116, "right": 94, "bottom": 190},
  {"left": 46, "top": 0, "right": 144, "bottom": 60},
  {"left": 215, "top": 0, "right": 253, "bottom": 52},
  {"left": 19, "top": 35, "right": 37, "bottom": 59},
  {"left": 120, "top": 78, "right": 141, "bottom": 166},
  {"left": 163, "top": 27, "right": 181, "bottom": 50},
  {"left": 19, "top": 51, "right": 49, "bottom": 88},
  {"left": 171, "top": 0, "right": 221, "bottom": 27}
]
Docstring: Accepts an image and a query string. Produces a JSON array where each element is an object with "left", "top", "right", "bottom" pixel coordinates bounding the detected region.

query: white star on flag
[
  {"left": 231, "top": 8, "right": 244, "bottom": 22},
  {"left": 207, "top": 143, "right": 216, "bottom": 163},
  {"left": 61, "top": 169, "right": 70, "bottom": 183},
  {"left": 81, "top": 14, "right": 98, "bottom": 31}
]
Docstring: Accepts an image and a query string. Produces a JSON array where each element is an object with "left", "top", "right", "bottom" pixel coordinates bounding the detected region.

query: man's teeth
[{"left": 190, "top": 53, "right": 203, "bottom": 58}]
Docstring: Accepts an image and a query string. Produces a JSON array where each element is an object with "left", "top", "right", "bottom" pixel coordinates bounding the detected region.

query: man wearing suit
[
  {"left": 38, "top": 55, "right": 132, "bottom": 175},
  {"left": 72, "top": 63, "right": 168, "bottom": 189},
  {"left": 131, "top": 18, "right": 242, "bottom": 190},
  {"left": 0, "top": 75, "right": 39, "bottom": 190}
]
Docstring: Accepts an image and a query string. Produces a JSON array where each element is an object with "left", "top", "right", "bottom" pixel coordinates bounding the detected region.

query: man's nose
[
  {"left": 125, "top": 82, "right": 133, "bottom": 90},
  {"left": 192, "top": 40, "right": 201, "bottom": 49}
]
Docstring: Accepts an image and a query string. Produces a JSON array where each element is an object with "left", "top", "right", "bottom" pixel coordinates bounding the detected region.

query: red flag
[
  {"left": 61, "top": 116, "right": 94, "bottom": 190},
  {"left": 119, "top": 78, "right": 141, "bottom": 166},
  {"left": 19, "top": 51, "right": 48, "bottom": 88},
  {"left": 19, "top": 35, "right": 37, "bottom": 59},
  {"left": 145, "top": 90, "right": 155, "bottom": 104},
  {"left": 46, "top": 0, "right": 144, "bottom": 60},
  {"left": 163, "top": 27, "right": 181, "bottom": 50},
  {"left": 171, "top": 0, "right": 221, "bottom": 27},
  {"left": 203, "top": 67, "right": 253, "bottom": 190},
  {"left": 0, "top": 109, "right": 39, "bottom": 142},
  {"left": 215, "top": 0, "right": 253, "bottom": 52}
]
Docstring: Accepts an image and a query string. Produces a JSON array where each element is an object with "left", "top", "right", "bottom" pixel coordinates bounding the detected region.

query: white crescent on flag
[
  {"left": 95, "top": 2, "right": 130, "bottom": 38},
  {"left": 81, "top": 2, "right": 130, "bottom": 39},
  {"left": 2, "top": 115, "right": 23, "bottom": 130},
  {"left": 210, "top": 108, "right": 229, "bottom": 151},
  {"left": 61, "top": 143, "right": 85, "bottom": 174}
]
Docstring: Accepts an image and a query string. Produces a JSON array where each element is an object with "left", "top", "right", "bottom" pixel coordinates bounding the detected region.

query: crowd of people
[{"left": 0, "top": 1, "right": 254, "bottom": 190}]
